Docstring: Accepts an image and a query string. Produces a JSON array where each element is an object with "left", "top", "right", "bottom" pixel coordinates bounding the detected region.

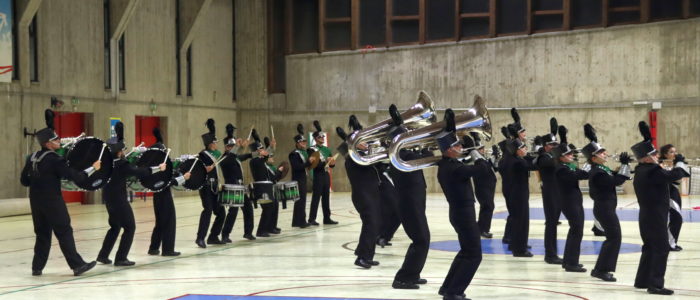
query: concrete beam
[
  {"left": 178, "top": 0, "right": 214, "bottom": 96},
  {"left": 18, "top": 0, "right": 42, "bottom": 87}
]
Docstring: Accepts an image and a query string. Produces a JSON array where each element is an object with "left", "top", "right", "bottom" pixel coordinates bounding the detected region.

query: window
[
  {"left": 232, "top": 0, "right": 237, "bottom": 100},
  {"left": 29, "top": 16, "right": 38, "bottom": 82},
  {"left": 497, "top": 0, "right": 527, "bottom": 35},
  {"left": 104, "top": 0, "right": 111, "bottom": 89},
  {"left": 650, "top": 0, "right": 682, "bottom": 20},
  {"left": 531, "top": 0, "right": 566, "bottom": 32},
  {"left": 360, "top": 0, "right": 386, "bottom": 46},
  {"left": 458, "top": 0, "right": 492, "bottom": 39},
  {"left": 186, "top": 46, "right": 192, "bottom": 96},
  {"left": 426, "top": 0, "right": 455, "bottom": 41},
  {"left": 11, "top": 0, "right": 18, "bottom": 80},
  {"left": 320, "top": 0, "right": 352, "bottom": 51},
  {"left": 292, "top": 0, "right": 319, "bottom": 53},
  {"left": 572, "top": 0, "right": 602, "bottom": 28},
  {"left": 607, "top": 0, "right": 641, "bottom": 26},
  {"left": 692, "top": 0, "right": 700, "bottom": 16},
  {"left": 268, "top": 0, "right": 286, "bottom": 93},
  {"left": 176, "top": 0, "right": 181, "bottom": 95},
  {"left": 118, "top": 34, "right": 125, "bottom": 91},
  {"left": 388, "top": 0, "right": 422, "bottom": 45}
]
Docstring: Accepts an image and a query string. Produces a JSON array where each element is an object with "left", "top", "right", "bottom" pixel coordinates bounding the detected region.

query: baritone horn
[
  {"left": 389, "top": 95, "right": 492, "bottom": 172},
  {"left": 347, "top": 90, "right": 437, "bottom": 165}
]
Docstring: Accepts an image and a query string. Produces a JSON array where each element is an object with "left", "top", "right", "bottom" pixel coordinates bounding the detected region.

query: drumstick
[
  {"left": 187, "top": 157, "right": 199, "bottom": 173},
  {"left": 331, "top": 153, "right": 339, "bottom": 160},
  {"left": 97, "top": 143, "right": 107, "bottom": 161},
  {"left": 124, "top": 142, "right": 144, "bottom": 157},
  {"left": 270, "top": 125, "right": 275, "bottom": 140},
  {"left": 162, "top": 148, "right": 171, "bottom": 164},
  {"left": 212, "top": 153, "right": 228, "bottom": 167},
  {"left": 246, "top": 125, "right": 255, "bottom": 140}
]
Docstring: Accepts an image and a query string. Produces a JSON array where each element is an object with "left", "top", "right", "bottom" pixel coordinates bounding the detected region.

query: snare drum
[
  {"left": 218, "top": 184, "right": 246, "bottom": 207},
  {"left": 126, "top": 148, "right": 173, "bottom": 192},
  {"left": 251, "top": 181, "right": 274, "bottom": 204},
  {"left": 171, "top": 155, "right": 207, "bottom": 191},
  {"left": 60, "top": 136, "right": 114, "bottom": 191},
  {"left": 274, "top": 181, "right": 301, "bottom": 202}
]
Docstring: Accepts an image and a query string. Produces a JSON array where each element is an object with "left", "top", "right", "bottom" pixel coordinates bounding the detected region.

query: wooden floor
[{"left": 0, "top": 192, "right": 698, "bottom": 300}]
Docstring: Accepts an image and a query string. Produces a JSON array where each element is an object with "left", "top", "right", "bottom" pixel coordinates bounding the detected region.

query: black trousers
[
  {"left": 561, "top": 203, "right": 584, "bottom": 267},
  {"left": 378, "top": 180, "right": 401, "bottom": 241},
  {"left": 97, "top": 201, "right": 135, "bottom": 261},
  {"left": 291, "top": 180, "right": 308, "bottom": 227},
  {"left": 593, "top": 205, "right": 621, "bottom": 272},
  {"left": 257, "top": 201, "right": 279, "bottom": 235},
  {"left": 502, "top": 191, "right": 512, "bottom": 243},
  {"left": 30, "top": 199, "right": 87, "bottom": 271},
  {"left": 440, "top": 205, "right": 482, "bottom": 296},
  {"left": 149, "top": 190, "right": 177, "bottom": 253},
  {"left": 542, "top": 185, "right": 561, "bottom": 258},
  {"left": 394, "top": 188, "right": 430, "bottom": 282},
  {"left": 309, "top": 172, "right": 331, "bottom": 222},
  {"left": 351, "top": 188, "right": 380, "bottom": 260},
  {"left": 475, "top": 191, "right": 495, "bottom": 234},
  {"left": 508, "top": 197, "right": 530, "bottom": 253},
  {"left": 222, "top": 197, "right": 254, "bottom": 237},
  {"left": 635, "top": 229, "right": 670, "bottom": 289},
  {"left": 197, "top": 187, "right": 225, "bottom": 240},
  {"left": 669, "top": 193, "right": 683, "bottom": 245}
]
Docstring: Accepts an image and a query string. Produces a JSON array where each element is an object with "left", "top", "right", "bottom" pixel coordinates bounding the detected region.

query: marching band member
[
  {"left": 553, "top": 126, "right": 589, "bottom": 272},
  {"left": 20, "top": 109, "right": 100, "bottom": 276},
  {"left": 659, "top": 144, "right": 684, "bottom": 251},
  {"left": 384, "top": 105, "right": 432, "bottom": 289},
  {"left": 435, "top": 109, "right": 482, "bottom": 300},
  {"left": 195, "top": 119, "right": 226, "bottom": 248},
  {"left": 289, "top": 124, "right": 314, "bottom": 228},
  {"left": 219, "top": 124, "right": 255, "bottom": 241},
  {"left": 337, "top": 124, "right": 381, "bottom": 269},
  {"left": 308, "top": 121, "right": 338, "bottom": 225},
  {"left": 149, "top": 127, "right": 189, "bottom": 256},
  {"left": 632, "top": 122, "right": 689, "bottom": 295},
  {"left": 376, "top": 161, "right": 401, "bottom": 248},
  {"left": 97, "top": 122, "right": 165, "bottom": 266},
  {"left": 582, "top": 124, "right": 630, "bottom": 282},
  {"left": 536, "top": 118, "right": 564, "bottom": 264},
  {"left": 263, "top": 136, "right": 283, "bottom": 234},
  {"left": 468, "top": 132, "right": 497, "bottom": 239},
  {"left": 250, "top": 130, "right": 284, "bottom": 237}
]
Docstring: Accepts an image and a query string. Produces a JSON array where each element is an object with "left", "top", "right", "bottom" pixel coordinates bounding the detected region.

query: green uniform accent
[
  {"left": 207, "top": 149, "right": 222, "bottom": 160},
  {"left": 565, "top": 162, "right": 578, "bottom": 171},
  {"left": 595, "top": 163, "right": 613, "bottom": 176}
]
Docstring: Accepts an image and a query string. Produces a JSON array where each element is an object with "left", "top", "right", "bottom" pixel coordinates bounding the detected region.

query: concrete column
[
  {"left": 17, "top": 0, "right": 42, "bottom": 87},
  {"left": 178, "top": 0, "right": 214, "bottom": 97},
  {"left": 109, "top": 0, "right": 142, "bottom": 97}
]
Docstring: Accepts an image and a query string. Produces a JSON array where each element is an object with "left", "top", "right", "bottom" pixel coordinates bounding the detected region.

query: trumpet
[
  {"left": 347, "top": 90, "right": 437, "bottom": 166},
  {"left": 389, "top": 95, "right": 492, "bottom": 172}
]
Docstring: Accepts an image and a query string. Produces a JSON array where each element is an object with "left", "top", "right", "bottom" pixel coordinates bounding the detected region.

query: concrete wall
[
  {"left": 0, "top": 0, "right": 264, "bottom": 200},
  {"left": 280, "top": 18, "right": 700, "bottom": 193}
]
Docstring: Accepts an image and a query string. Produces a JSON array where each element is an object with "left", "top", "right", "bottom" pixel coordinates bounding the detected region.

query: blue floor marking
[
  {"left": 492, "top": 207, "right": 700, "bottom": 222},
  {"left": 430, "top": 238, "right": 642, "bottom": 255}
]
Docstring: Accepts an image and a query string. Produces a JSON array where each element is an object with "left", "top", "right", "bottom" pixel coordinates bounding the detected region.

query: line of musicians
[
  {"left": 334, "top": 106, "right": 690, "bottom": 300},
  {"left": 20, "top": 110, "right": 340, "bottom": 277}
]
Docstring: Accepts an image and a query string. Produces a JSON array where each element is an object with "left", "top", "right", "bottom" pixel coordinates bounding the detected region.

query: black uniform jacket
[
  {"left": 220, "top": 152, "right": 252, "bottom": 185},
  {"left": 473, "top": 158, "right": 497, "bottom": 199},
  {"left": 588, "top": 164, "right": 627, "bottom": 208},
  {"left": 633, "top": 163, "right": 688, "bottom": 229},
  {"left": 21, "top": 149, "right": 89, "bottom": 201},
  {"left": 103, "top": 159, "right": 152, "bottom": 203},
  {"left": 501, "top": 154, "right": 537, "bottom": 203},
  {"left": 437, "top": 157, "right": 481, "bottom": 208},
  {"left": 555, "top": 163, "right": 589, "bottom": 208},
  {"left": 289, "top": 149, "right": 311, "bottom": 181}
]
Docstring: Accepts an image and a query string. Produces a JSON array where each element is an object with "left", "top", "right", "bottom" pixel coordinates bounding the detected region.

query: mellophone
[{"left": 57, "top": 134, "right": 114, "bottom": 191}]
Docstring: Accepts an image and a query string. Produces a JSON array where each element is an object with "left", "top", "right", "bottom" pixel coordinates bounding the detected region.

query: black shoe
[
  {"left": 114, "top": 260, "right": 135, "bottom": 266},
  {"left": 634, "top": 284, "right": 648, "bottom": 289},
  {"left": 502, "top": 237, "right": 511, "bottom": 244},
  {"left": 207, "top": 237, "right": 224, "bottom": 245},
  {"left": 196, "top": 239, "right": 207, "bottom": 248},
  {"left": 323, "top": 219, "right": 338, "bottom": 225},
  {"left": 670, "top": 245, "right": 682, "bottom": 252},
  {"left": 392, "top": 280, "right": 419, "bottom": 289},
  {"left": 414, "top": 278, "right": 427, "bottom": 284},
  {"left": 507, "top": 245, "right": 532, "bottom": 251},
  {"left": 544, "top": 256, "right": 563, "bottom": 265},
  {"left": 563, "top": 264, "right": 587, "bottom": 272},
  {"left": 222, "top": 236, "right": 233, "bottom": 243},
  {"left": 647, "top": 287, "right": 674, "bottom": 295},
  {"left": 32, "top": 270, "right": 42, "bottom": 276},
  {"left": 243, "top": 234, "right": 256, "bottom": 240},
  {"left": 162, "top": 251, "right": 181, "bottom": 257},
  {"left": 591, "top": 270, "right": 616, "bottom": 282},
  {"left": 592, "top": 226, "right": 606, "bottom": 236},
  {"left": 438, "top": 290, "right": 466, "bottom": 297},
  {"left": 480, "top": 232, "right": 493, "bottom": 238},
  {"left": 308, "top": 221, "right": 320, "bottom": 226},
  {"left": 368, "top": 260, "right": 379, "bottom": 266},
  {"left": 148, "top": 249, "right": 160, "bottom": 255},
  {"left": 443, "top": 295, "right": 469, "bottom": 300},
  {"left": 96, "top": 257, "right": 112, "bottom": 265},
  {"left": 257, "top": 232, "right": 270, "bottom": 237},
  {"left": 513, "top": 251, "right": 534, "bottom": 257},
  {"left": 377, "top": 238, "right": 392, "bottom": 248},
  {"left": 270, "top": 228, "right": 281, "bottom": 234},
  {"left": 299, "top": 223, "right": 310, "bottom": 228},
  {"left": 354, "top": 258, "right": 372, "bottom": 269},
  {"left": 73, "top": 261, "right": 96, "bottom": 276}
]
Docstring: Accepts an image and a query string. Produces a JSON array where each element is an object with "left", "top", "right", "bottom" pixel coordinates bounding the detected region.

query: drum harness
[{"left": 30, "top": 150, "right": 57, "bottom": 178}]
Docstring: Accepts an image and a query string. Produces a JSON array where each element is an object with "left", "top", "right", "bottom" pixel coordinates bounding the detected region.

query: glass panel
[
  {"left": 326, "top": 0, "right": 351, "bottom": 18},
  {"left": 392, "top": 20, "right": 419, "bottom": 43},
  {"left": 692, "top": 0, "right": 700, "bottom": 15},
  {"left": 533, "top": 14, "right": 562, "bottom": 31},
  {"left": 650, "top": 0, "right": 682, "bottom": 19},
  {"left": 460, "top": 17, "right": 489, "bottom": 38},
  {"left": 393, "top": 0, "right": 419, "bottom": 16},
  {"left": 325, "top": 22, "right": 351, "bottom": 49},
  {"left": 572, "top": 0, "right": 602, "bottom": 27},
  {"left": 609, "top": 11, "right": 640, "bottom": 24},
  {"left": 460, "top": 0, "right": 489, "bottom": 13},
  {"left": 534, "top": 0, "right": 562, "bottom": 10},
  {"left": 360, "top": 0, "right": 386, "bottom": 46},
  {"left": 427, "top": 0, "right": 455, "bottom": 41},
  {"left": 609, "top": 0, "right": 639, "bottom": 7},
  {"left": 497, "top": 0, "right": 527, "bottom": 34},
  {"left": 293, "top": 0, "right": 319, "bottom": 53}
]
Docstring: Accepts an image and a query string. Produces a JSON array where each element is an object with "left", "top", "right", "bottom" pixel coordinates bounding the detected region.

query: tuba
[
  {"left": 347, "top": 90, "right": 437, "bottom": 165},
  {"left": 389, "top": 95, "right": 492, "bottom": 172}
]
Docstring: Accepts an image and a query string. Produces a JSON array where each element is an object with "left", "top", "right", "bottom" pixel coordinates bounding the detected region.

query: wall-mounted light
[
  {"left": 149, "top": 99, "right": 157, "bottom": 114},
  {"left": 71, "top": 97, "right": 79, "bottom": 112}
]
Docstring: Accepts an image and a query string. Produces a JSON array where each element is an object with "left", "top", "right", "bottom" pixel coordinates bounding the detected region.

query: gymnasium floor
[{"left": 0, "top": 192, "right": 698, "bottom": 300}]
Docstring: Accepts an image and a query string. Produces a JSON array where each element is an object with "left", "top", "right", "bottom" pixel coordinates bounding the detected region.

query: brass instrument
[
  {"left": 347, "top": 90, "right": 437, "bottom": 166},
  {"left": 389, "top": 95, "right": 492, "bottom": 172}
]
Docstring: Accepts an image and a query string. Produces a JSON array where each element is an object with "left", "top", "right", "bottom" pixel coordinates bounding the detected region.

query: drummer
[
  {"left": 148, "top": 127, "right": 190, "bottom": 257},
  {"left": 219, "top": 123, "right": 256, "bottom": 241},
  {"left": 20, "top": 109, "right": 101, "bottom": 276},
  {"left": 195, "top": 119, "right": 226, "bottom": 248},
  {"left": 97, "top": 122, "right": 166, "bottom": 266},
  {"left": 250, "top": 130, "right": 285, "bottom": 237}
]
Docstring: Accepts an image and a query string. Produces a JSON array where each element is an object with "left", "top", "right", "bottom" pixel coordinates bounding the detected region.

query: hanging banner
[{"left": 0, "top": 0, "right": 13, "bottom": 82}]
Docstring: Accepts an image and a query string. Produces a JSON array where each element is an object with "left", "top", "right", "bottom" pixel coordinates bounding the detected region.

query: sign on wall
[
  {"left": 0, "top": 0, "right": 12, "bottom": 82},
  {"left": 110, "top": 118, "right": 122, "bottom": 138}
]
